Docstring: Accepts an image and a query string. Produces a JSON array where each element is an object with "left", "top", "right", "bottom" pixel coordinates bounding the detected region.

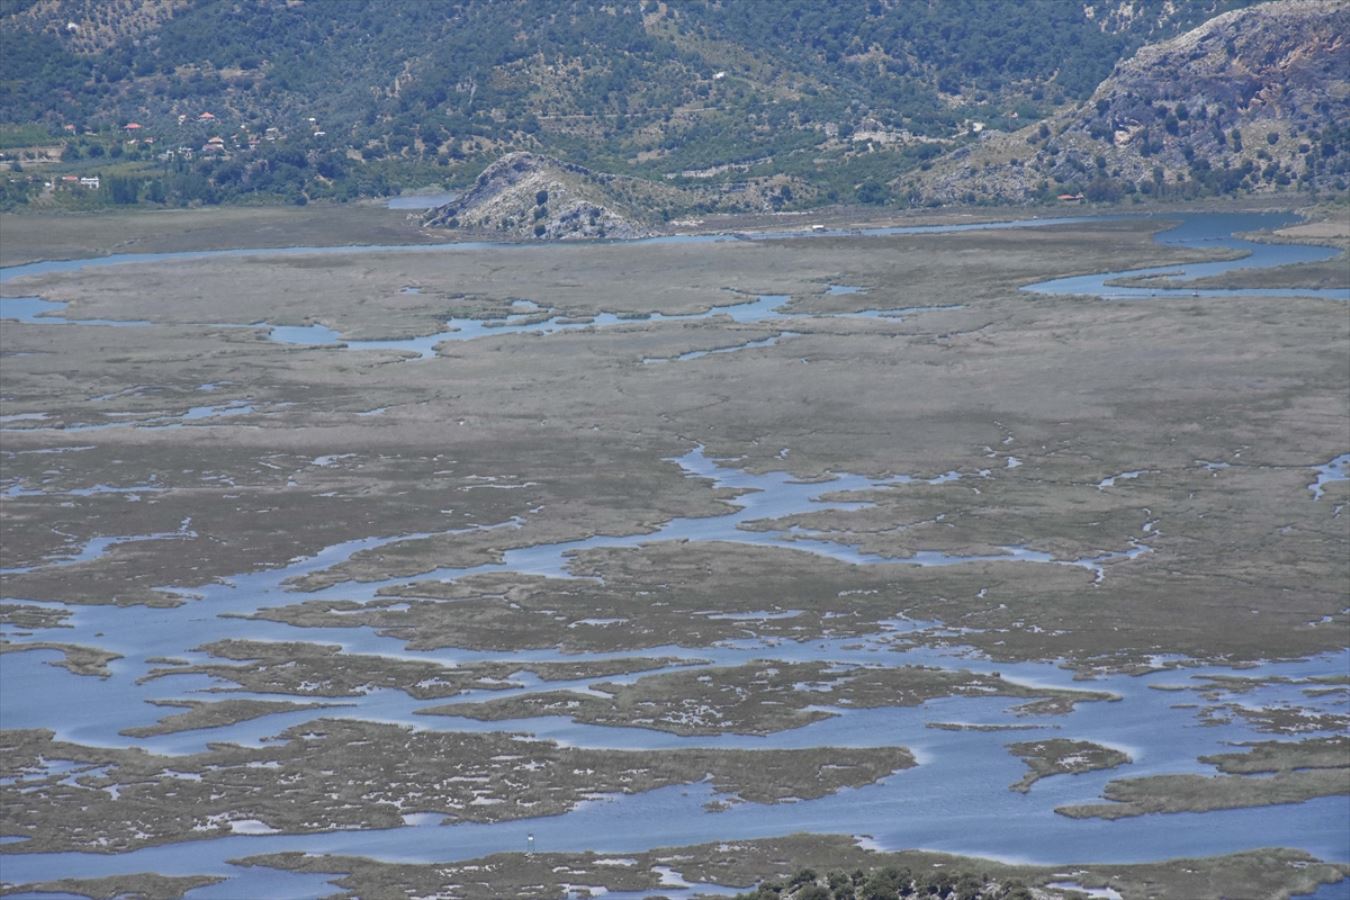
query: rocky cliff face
[
  {"left": 911, "top": 0, "right": 1349, "bottom": 204},
  {"left": 422, "top": 152, "right": 689, "bottom": 240}
]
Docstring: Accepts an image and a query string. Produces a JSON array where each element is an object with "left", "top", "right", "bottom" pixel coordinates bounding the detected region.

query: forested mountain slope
[
  {"left": 2, "top": 0, "right": 1339, "bottom": 212},
  {"left": 910, "top": 0, "right": 1350, "bottom": 204}
]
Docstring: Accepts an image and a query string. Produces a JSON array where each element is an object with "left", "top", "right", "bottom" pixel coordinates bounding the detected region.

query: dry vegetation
[{"left": 1, "top": 209, "right": 1346, "bottom": 896}]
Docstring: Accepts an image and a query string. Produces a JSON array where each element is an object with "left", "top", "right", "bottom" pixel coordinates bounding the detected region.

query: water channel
[{"left": 1, "top": 211, "right": 1347, "bottom": 897}]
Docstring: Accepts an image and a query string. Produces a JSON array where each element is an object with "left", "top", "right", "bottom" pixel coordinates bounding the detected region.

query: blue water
[
  {"left": 1, "top": 450, "right": 1345, "bottom": 885},
  {"left": 4, "top": 213, "right": 1343, "bottom": 366},
  {"left": 1311, "top": 453, "right": 1350, "bottom": 500},
  {"left": 5, "top": 212, "right": 1341, "bottom": 303},
  {"left": 386, "top": 190, "right": 460, "bottom": 210},
  {"left": 2, "top": 210, "right": 1347, "bottom": 894},
  {"left": 0, "top": 295, "right": 152, "bottom": 326},
  {"left": 1298, "top": 880, "right": 1350, "bottom": 900},
  {"left": 1, "top": 216, "right": 1098, "bottom": 283},
  {"left": 1024, "top": 212, "right": 1348, "bottom": 302}
]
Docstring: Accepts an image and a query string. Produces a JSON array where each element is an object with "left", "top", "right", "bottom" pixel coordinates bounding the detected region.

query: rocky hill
[
  {"left": 421, "top": 152, "right": 692, "bottom": 240},
  {"left": 910, "top": 0, "right": 1349, "bottom": 204}
]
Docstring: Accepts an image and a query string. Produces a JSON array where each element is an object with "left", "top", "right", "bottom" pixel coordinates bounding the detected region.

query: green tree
[
  {"left": 856, "top": 179, "right": 889, "bottom": 205},
  {"left": 104, "top": 174, "right": 139, "bottom": 204}
]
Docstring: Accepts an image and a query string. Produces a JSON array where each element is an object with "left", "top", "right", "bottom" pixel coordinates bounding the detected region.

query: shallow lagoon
[
  {"left": 1026, "top": 212, "right": 1347, "bottom": 301},
  {"left": 2, "top": 211, "right": 1348, "bottom": 895},
  {"left": 4, "top": 209, "right": 1346, "bottom": 291},
  {"left": 3, "top": 213, "right": 1344, "bottom": 365},
  {"left": 2, "top": 446, "right": 1346, "bottom": 886}
]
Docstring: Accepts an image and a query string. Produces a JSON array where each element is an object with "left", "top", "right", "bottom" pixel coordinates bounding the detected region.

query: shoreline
[{"left": 1, "top": 192, "right": 1336, "bottom": 271}]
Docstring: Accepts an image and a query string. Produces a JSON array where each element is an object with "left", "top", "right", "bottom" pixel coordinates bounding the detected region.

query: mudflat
[
  {"left": 0, "top": 204, "right": 435, "bottom": 268},
  {"left": 2, "top": 206, "right": 1347, "bottom": 898}
]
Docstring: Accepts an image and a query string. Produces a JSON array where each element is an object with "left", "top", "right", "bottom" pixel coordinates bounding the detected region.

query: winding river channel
[{"left": 1, "top": 212, "right": 1347, "bottom": 898}]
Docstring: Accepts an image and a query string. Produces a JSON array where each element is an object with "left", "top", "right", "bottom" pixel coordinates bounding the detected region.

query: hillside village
[{"left": 2, "top": 104, "right": 334, "bottom": 204}]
